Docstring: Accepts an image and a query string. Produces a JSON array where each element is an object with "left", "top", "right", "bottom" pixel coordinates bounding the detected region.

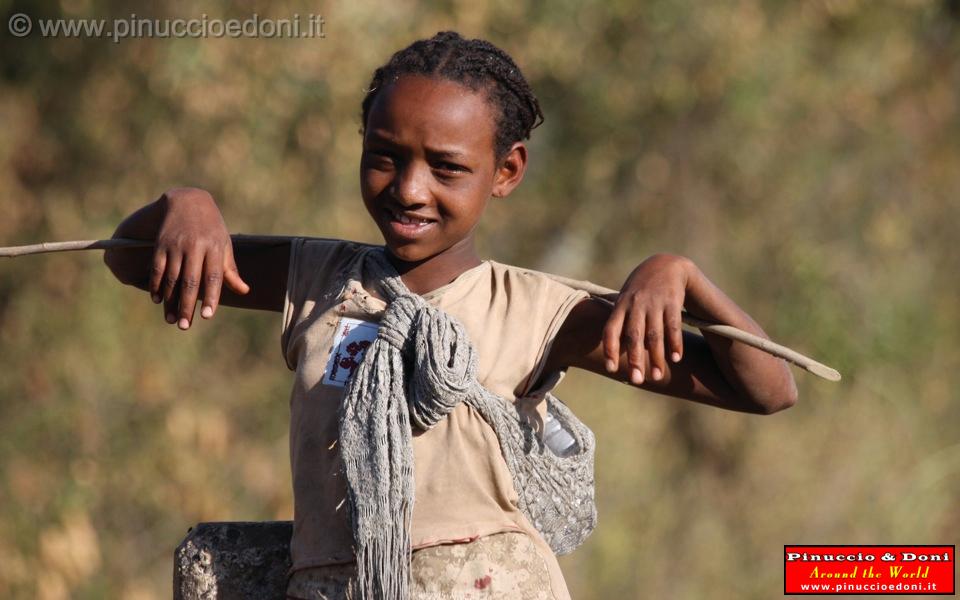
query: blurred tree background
[{"left": 1, "top": 0, "right": 958, "bottom": 598}]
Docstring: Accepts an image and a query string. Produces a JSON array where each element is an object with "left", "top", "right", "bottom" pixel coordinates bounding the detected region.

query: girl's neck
[{"left": 385, "top": 240, "right": 483, "bottom": 296}]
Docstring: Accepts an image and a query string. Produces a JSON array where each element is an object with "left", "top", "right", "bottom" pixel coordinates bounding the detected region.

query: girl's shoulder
[
  {"left": 288, "top": 236, "right": 374, "bottom": 278},
  {"left": 292, "top": 236, "right": 376, "bottom": 258},
  {"left": 285, "top": 236, "right": 373, "bottom": 304},
  {"left": 460, "top": 260, "right": 589, "bottom": 334},
  {"left": 483, "top": 259, "right": 595, "bottom": 305}
]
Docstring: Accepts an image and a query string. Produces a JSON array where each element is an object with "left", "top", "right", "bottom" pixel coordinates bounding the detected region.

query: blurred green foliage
[{"left": 1, "top": 0, "right": 958, "bottom": 598}]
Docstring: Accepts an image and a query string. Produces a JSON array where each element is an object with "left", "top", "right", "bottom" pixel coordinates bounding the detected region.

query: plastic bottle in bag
[{"left": 543, "top": 410, "right": 578, "bottom": 457}]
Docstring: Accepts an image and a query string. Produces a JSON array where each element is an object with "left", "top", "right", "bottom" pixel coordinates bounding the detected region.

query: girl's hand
[
  {"left": 149, "top": 188, "right": 250, "bottom": 329},
  {"left": 544, "top": 253, "right": 796, "bottom": 413},
  {"left": 602, "top": 253, "right": 694, "bottom": 384}
]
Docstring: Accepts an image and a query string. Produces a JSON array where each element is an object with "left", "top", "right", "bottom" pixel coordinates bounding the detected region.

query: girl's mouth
[{"left": 384, "top": 208, "right": 436, "bottom": 239}]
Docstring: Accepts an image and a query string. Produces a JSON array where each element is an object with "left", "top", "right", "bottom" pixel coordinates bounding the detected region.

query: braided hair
[{"left": 361, "top": 31, "right": 544, "bottom": 159}]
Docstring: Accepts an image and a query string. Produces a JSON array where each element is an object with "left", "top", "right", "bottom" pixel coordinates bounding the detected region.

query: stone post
[{"left": 173, "top": 521, "right": 293, "bottom": 600}]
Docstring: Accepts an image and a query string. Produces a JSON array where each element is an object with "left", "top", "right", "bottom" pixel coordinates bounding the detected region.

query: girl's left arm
[{"left": 544, "top": 254, "right": 798, "bottom": 414}]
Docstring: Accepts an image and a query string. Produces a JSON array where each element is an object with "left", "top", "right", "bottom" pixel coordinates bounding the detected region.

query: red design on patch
[
  {"left": 323, "top": 318, "right": 380, "bottom": 388},
  {"left": 474, "top": 575, "right": 492, "bottom": 590}
]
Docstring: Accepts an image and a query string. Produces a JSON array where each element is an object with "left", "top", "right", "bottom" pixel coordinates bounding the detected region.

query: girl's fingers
[
  {"left": 200, "top": 247, "right": 224, "bottom": 319},
  {"left": 148, "top": 247, "right": 167, "bottom": 304},
  {"left": 645, "top": 308, "right": 666, "bottom": 381},
  {"left": 176, "top": 251, "right": 205, "bottom": 330},
  {"left": 223, "top": 246, "right": 250, "bottom": 296},
  {"left": 623, "top": 307, "right": 646, "bottom": 385},
  {"left": 162, "top": 280, "right": 179, "bottom": 325},
  {"left": 602, "top": 303, "right": 627, "bottom": 373},
  {"left": 665, "top": 304, "right": 684, "bottom": 363},
  {"left": 161, "top": 251, "right": 182, "bottom": 305}
]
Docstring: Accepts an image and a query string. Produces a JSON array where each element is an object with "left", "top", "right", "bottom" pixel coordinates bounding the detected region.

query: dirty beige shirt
[{"left": 281, "top": 238, "right": 589, "bottom": 598}]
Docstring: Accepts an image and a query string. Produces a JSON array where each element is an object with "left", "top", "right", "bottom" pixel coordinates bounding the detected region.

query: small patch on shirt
[{"left": 322, "top": 317, "right": 380, "bottom": 388}]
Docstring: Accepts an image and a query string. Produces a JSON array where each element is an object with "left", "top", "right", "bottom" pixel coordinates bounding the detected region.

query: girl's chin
[
  {"left": 380, "top": 236, "right": 463, "bottom": 265},
  {"left": 381, "top": 243, "right": 434, "bottom": 264},
  {"left": 377, "top": 224, "right": 473, "bottom": 264}
]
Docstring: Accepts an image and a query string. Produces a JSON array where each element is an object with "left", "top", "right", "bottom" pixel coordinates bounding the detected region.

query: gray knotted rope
[{"left": 338, "top": 247, "right": 596, "bottom": 600}]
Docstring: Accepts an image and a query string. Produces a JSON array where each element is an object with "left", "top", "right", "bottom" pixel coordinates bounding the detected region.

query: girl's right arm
[{"left": 103, "top": 187, "right": 290, "bottom": 329}]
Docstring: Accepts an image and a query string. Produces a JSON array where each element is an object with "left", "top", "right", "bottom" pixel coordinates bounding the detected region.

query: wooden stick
[
  {"left": 0, "top": 235, "right": 296, "bottom": 257},
  {"left": 0, "top": 236, "right": 841, "bottom": 381},
  {"left": 680, "top": 315, "right": 840, "bottom": 381}
]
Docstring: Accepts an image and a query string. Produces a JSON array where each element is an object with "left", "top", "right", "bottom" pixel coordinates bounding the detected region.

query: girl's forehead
[{"left": 365, "top": 75, "right": 497, "bottom": 152}]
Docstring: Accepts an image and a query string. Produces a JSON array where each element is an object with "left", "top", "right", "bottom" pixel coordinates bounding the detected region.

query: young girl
[{"left": 104, "top": 32, "right": 796, "bottom": 600}]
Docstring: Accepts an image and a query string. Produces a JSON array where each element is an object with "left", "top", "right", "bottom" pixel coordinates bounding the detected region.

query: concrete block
[{"left": 173, "top": 521, "right": 293, "bottom": 600}]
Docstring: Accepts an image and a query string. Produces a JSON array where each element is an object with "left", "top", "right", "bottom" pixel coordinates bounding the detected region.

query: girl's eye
[
  {"left": 433, "top": 162, "right": 466, "bottom": 175},
  {"left": 362, "top": 151, "right": 395, "bottom": 169}
]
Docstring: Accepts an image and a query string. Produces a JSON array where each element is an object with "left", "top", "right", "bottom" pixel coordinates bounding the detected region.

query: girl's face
[{"left": 360, "top": 75, "right": 524, "bottom": 264}]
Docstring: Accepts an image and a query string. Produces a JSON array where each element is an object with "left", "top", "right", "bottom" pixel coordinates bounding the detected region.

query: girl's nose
[{"left": 391, "top": 163, "right": 431, "bottom": 206}]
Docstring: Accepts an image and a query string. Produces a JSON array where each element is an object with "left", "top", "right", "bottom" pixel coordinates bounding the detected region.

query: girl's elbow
[
  {"left": 760, "top": 395, "right": 796, "bottom": 415},
  {"left": 103, "top": 250, "right": 123, "bottom": 280},
  {"left": 103, "top": 250, "right": 143, "bottom": 287},
  {"left": 753, "top": 380, "right": 799, "bottom": 415}
]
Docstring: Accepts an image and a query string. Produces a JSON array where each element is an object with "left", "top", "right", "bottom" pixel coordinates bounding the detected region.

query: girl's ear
[{"left": 491, "top": 142, "right": 528, "bottom": 198}]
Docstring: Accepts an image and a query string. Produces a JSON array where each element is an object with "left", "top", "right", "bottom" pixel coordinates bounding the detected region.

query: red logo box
[{"left": 784, "top": 545, "right": 955, "bottom": 595}]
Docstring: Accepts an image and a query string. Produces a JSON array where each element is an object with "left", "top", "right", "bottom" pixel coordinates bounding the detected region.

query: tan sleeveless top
[{"left": 280, "top": 238, "right": 589, "bottom": 597}]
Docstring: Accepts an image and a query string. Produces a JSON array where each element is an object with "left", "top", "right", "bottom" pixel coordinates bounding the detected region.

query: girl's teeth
[{"left": 396, "top": 212, "right": 429, "bottom": 225}]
